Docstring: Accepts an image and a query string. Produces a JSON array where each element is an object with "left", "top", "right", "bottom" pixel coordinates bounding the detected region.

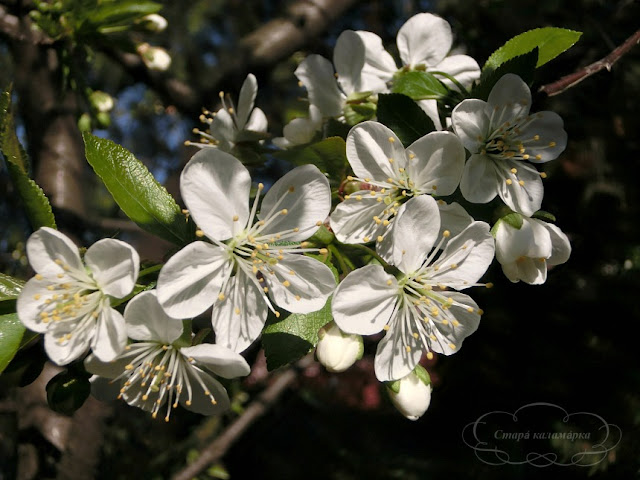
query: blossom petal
[
  {"left": 451, "top": 99, "right": 491, "bottom": 152},
  {"left": 17, "top": 277, "right": 59, "bottom": 333},
  {"left": 180, "top": 149, "right": 251, "bottom": 241},
  {"left": 329, "top": 193, "right": 388, "bottom": 244},
  {"left": 346, "top": 121, "right": 406, "bottom": 180},
  {"left": 124, "top": 290, "right": 183, "bottom": 344},
  {"left": 157, "top": 241, "right": 232, "bottom": 318},
  {"left": 334, "top": 30, "right": 367, "bottom": 95},
  {"left": 397, "top": 13, "right": 452, "bottom": 67},
  {"left": 84, "top": 353, "right": 131, "bottom": 379},
  {"left": 430, "top": 221, "right": 495, "bottom": 288},
  {"left": 258, "top": 164, "right": 330, "bottom": 242},
  {"left": 429, "top": 292, "right": 481, "bottom": 355},
  {"left": 44, "top": 329, "right": 91, "bottom": 365},
  {"left": 374, "top": 317, "right": 422, "bottom": 382},
  {"left": 495, "top": 219, "right": 551, "bottom": 284},
  {"left": 265, "top": 254, "right": 336, "bottom": 314},
  {"left": 295, "top": 55, "right": 343, "bottom": 117},
  {"left": 406, "top": 131, "right": 465, "bottom": 195},
  {"left": 435, "top": 55, "right": 480, "bottom": 88},
  {"left": 84, "top": 239, "right": 139, "bottom": 299},
  {"left": 210, "top": 270, "right": 267, "bottom": 353},
  {"left": 438, "top": 201, "right": 473, "bottom": 238},
  {"left": 209, "top": 108, "right": 235, "bottom": 151},
  {"left": 497, "top": 159, "right": 543, "bottom": 216},
  {"left": 356, "top": 30, "right": 397, "bottom": 82},
  {"left": 332, "top": 265, "right": 398, "bottom": 335},
  {"left": 236, "top": 74, "right": 258, "bottom": 130},
  {"left": 502, "top": 256, "right": 547, "bottom": 284},
  {"left": 181, "top": 344, "right": 250, "bottom": 379},
  {"left": 391, "top": 196, "right": 440, "bottom": 273},
  {"left": 417, "top": 99, "right": 443, "bottom": 131},
  {"left": 245, "top": 107, "right": 268, "bottom": 133},
  {"left": 26, "top": 227, "right": 83, "bottom": 276},
  {"left": 486, "top": 73, "right": 531, "bottom": 122},
  {"left": 459, "top": 154, "right": 499, "bottom": 204},
  {"left": 537, "top": 221, "right": 571, "bottom": 266},
  {"left": 514, "top": 111, "right": 567, "bottom": 163},
  {"left": 91, "top": 307, "right": 127, "bottom": 362},
  {"left": 180, "top": 367, "right": 230, "bottom": 415}
]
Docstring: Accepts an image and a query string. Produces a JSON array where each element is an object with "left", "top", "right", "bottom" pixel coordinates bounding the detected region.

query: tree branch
[
  {"left": 539, "top": 29, "right": 640, "bottom": 97},
  {"left": 171, "top": 354, "right": 314, "bottom": 480}
]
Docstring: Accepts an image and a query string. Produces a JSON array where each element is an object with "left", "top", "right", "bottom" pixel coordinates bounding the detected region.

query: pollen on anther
[
  {"left": 426, "top": 352, "right": 434, "bottom": 360},
  {"left": 412, "top": 332, "right": 419, "bottom": 339},
  {"left": 510, "top": 168, "right": 517, "bottom": 174},
  {"left": 535, "top": 154, "right": 542, "bottom": 161},
  {"left": 388, "top": 137, "right": 395, "bottom": 143},
  {"left": 218, "top": 293, "right": 225, "bottom": 301},
  {"left": 233, "top": 215, "right": 239, "bottom": 221},
  {"left": 195, "top": 230, "right": 204, "bottom": 237},
  {"left": 442, "top": 230, "right": 451, "bottom": 238},
  {"left": 280, "top": 209, "right": 288, "bottom": 215},
  {"left": 405, "top": 346, "right": 411, "bottom": 352},
  {"left": 363, "top": 236, "right": 370, "bottom": 242},
  {"left": 288, "top": 186, "right": 295, "bottom": 193},
  {"left": 506, "top": 179, "right": 513, "bottom": 185},
  {"left": 35, "top": 274, "right": 43, "bottom": 281},
  {"left": 234, "top": 307, "right": 241, "bottom": 315},
  {"left": 377, "top": 236, "right": 384, "bottom": 242},
  {"left": 386, "top": 279, "right": 393, "bottom": 286},
  {"left": 383, "top": 325, "right": 390, "bottom": 331},
  {"left": 485, "top": 283, "right": 494, "bottom": 289},
  {"left": 449, "top": 343, "right": 456, "bottom": 350}
]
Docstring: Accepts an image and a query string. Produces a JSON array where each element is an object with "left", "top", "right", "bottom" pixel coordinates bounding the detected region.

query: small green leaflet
[
  {"left": 83, "top": 133, "right": 192, "bottom": 245},
  {"left": 483, "top": 27, "right": 582, "bottom": 72},
  {"left": 0, "top": 313, "right": 25, "bottom": 373},
  {"left": 391, "top": 71, "right": 449, "bottom": 100}
]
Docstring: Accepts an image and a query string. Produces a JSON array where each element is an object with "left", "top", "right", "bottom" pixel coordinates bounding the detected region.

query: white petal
[
  {"left": 124, "top": 290, "right": 183, "bottom": 343},
  {"left": 236, "top": 74, "right": 258, "bottom": 130},
  {"left": 180, "top": 366, "right": 230, "bottom": 415},
  {"left": 536, "top": 221, "right": 571, "bottom": 266},
  {"left": 451, "top": 99, "right": 490, "bottom": 152},
  {"left": 265, "top": 254, "right": 336, "bottom": 314},
  {"left": 257, "top": 164, "right": 331, "bottom": 242},
  {"left": 515, "top": 111, "right": 567, "bottom": 163},
  {"left": 486, "top": 73, "right": 531, "bottom": 122},
  {"left": 417, "top": 99, "right": 443, "bottom": 131},
  {"left": 91, "top": 307, "right": 127, "bottom": 362},
  {"left": 406, "top": 131, "right": 465, "bottom": 195},
  {"left": 346, "top": 121, "right": 406, "bottom": 180},
  {"left": 430, "top": 292, "right": 481, "bottom": 354},
  {"left": 88, "top": 375, "right": 121, "bottom": 403},
  {"left": 44, "top": 329, "right": 91, "bottom": 365},
  {"left": 459, "top": 154, "right": 499, "bottom": 204},
  {"left": 84, "top": 353, "right": 131, "bottom": 379},
  {"left": 329, "top": 193, "right": 388, "bottom": 244},
  {"left": 356, "top": 30, "right": 397, "bottom": 82},
  {"left": 334, "top": 30, "right": 367, "bottom": 95},
  {"left": 209, "top": 108, "right": 236, "bottom": 150},
  {"left": 84, "top": 239, "right": 140, "bottom": 299},
  {"left": 280, "top": 116, "right": 317, "bottom": 146},
  {"left": 391, "top": 196, "right": 440, "bottom": 273},
  {"left": 295, "top": 55, "right": 343, "bottom": 117},
  {"left": 374, "top": 317, "right": 422, "bottom": 381},
  {"left": 26, "top": 227, "right": 83, "bottom": 276},
  {"left": 332, "top": 265, "right": 398, "bottom": 335},
  {"left": 180, "top": 344, "right": 250, "bottom": 379},
  {"left": 430, "top": 221, "right": 495, "bottom": 288},
  {"left": 180, "top": 148, "right": 251, "bottom": 241},
  {"left": 397, "top": 13, "right": 452, "bottom": 67},
  {"left": 434, "top": 55, "right": 480, "bottom": 88},
  {"left": 495, "top": 218, "right": 550, "bottom": 264},
  {"left": 438, "top": 201, "right": 473, "bottom": 238},
  {"left": 497, "top": 160, "right": 543, "bottom": 216},
  {"left": 17, "top": 278, "right": 60, "bottom": 333},
  {"left": 157, "top": 241, "right": 232, "bottom": 318},
  {"left": 502, "top": 257, "right": 547, "bottom": 284},
  {"left": 245, "top": 107, "right": 268, "bottom": 133},
  {"left": 211, "top": 270, "right": 267, "bottom": 353}
]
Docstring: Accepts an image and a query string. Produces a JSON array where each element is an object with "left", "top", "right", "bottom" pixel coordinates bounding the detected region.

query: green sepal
[
  {"left": 386, "top": 379, "right": 401, "bottom": 394},
  {"left": 346, "top": 91, "right": 374, "bottom": 102},
  {"left": 502, "top": 212, "right": 524, "bottom": 229},
  {"left": 413, "top": 364, "right": 431, "bottom": 386},
  {"left": 173, "top": 319, "right": 193, "bottom": 348},
  {"left": 307, "top": 225, "right": 335, "bottom": 246},
  {"left": 532, "top": 210, "right": 557, "bottom": 223}
]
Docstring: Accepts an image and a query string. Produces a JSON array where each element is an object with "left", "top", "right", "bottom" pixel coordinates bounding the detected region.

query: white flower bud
[
  {"left": 137, "top": 43, "right": 172, "bottom": 71},
  {"left": 316, "top": 321, "right": 363, "bottom": 372},
  {"left": 387, "top": 366, "right": 432, "bottom": 421},
  {"left": 89, "top": 90, "right": 114, "bottom": 113},
  {"left": 138, "top": 14, "right": 168, "bottom": 32}
]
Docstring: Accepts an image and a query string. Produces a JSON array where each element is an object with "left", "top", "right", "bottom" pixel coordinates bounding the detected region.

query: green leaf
[
  {"left": 392, "top": 71, "right": 449, "bottom": 100},
  {"left": 46, "top": 370, "right": 91, "bottom": 415},
  {"left": 0, "top": 313, "right": 26, "bottom": 373},
  {"left": 0, "top": 273, "right": 24, "bottom": 301},
  {"left": 274, "top": 137, "right": 348, "bottom": 180},
  {"left": 83, "top": 133, "right": 191, "bottom": 245},
  {"left": 532, "top": 210, "right": 557, "bottom": 223},
  {"left": 261, "top": 297, "right": 333, "bottom": 371},
  {"left": 472, "top": 49, "right": 538, "bottom": 101},
  {"left": 483, "top": 27, "right": 582, "bottom": 72},
  {"left": 1, "top": 88, "right": 57, "bottom": 230},
  {"left": 84, "top": 1, "right": 162, "bottom": 28},
  {"left": 377, "top": 93, "right": 436, "bottom": 147}
]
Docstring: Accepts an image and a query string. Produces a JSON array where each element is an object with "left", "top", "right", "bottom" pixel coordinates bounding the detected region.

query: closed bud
[
  {"left": 89, "top": 90, "right": 114, "bottom": 113},
  {"left": 386, "top": 365, "right": 432, "bottom": 421},
  {"left": 137, "top": 14, "right": 168, "bottom": 32},
  {"left": 316, "top": 321, "right": 363, "bottom": 372},
  {"left": 137, "top": 43, "right": 172, "bottom": 71}
]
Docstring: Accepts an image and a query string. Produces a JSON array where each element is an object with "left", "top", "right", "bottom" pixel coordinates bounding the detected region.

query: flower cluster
[{"left": 15, "top": 12, "right": 573, "bottom": 422}]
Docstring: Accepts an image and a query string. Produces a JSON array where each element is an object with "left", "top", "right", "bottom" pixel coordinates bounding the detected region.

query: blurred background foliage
[{"left": 1, "top": 0, "right": 639, "bottom": 478}]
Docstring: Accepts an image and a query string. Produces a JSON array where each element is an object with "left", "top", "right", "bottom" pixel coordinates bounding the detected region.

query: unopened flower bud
[
  {"left": 316, "top": 321, "right": 363, "bottom": 372},
  {"left": 137, "top": 43, "right": 171, "bottom": 71},
  {"left": 89, "top": 91, "right": 114, "bottom": 113},
  {"left": 386, "top": 365, "right": 432, "bottom": 421},
  {"left": 138, "top": 14, "right": 168, "bottom": 32}
]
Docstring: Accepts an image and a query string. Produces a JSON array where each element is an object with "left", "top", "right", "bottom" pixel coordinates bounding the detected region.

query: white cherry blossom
[
  {"left": 329, "top": 121, "right": 468, "bottom": 260},
  {"left": 157, "top": 148, "right": 336, "bottom": 353},
  {"left": 190, "top": 74, "right": 268, "bottom": 152},
  {"left": 495, "top": 216, "right": 571, "bottom": 284},
  {"left": 17, "top": 227, "right": 139, "bottom": 365},
  {"left": 332, "top": 195, "right": 494, "bottom": 381},
  {"left": 387, "top": 366, "right": 432, "bottom": 421},
  {"left": 451, "top": 74, "right": 567, "bottom": 216},
  {"left": 85, "top": 291, "right": 250, "bottom": 420},
  {"left": 315, "top": 321, "right": 363, "bottom": 373}
]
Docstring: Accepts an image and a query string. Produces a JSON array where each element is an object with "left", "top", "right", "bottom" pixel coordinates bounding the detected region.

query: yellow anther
[
  {"left": 535, "top": 154, "right": 542, "bottom": 161},
  {"left": 383, "top": 220, "right": 390, "bottom": 226},
  {"left": 383, "top": 325, "right": 390, "bottom": 331},
  {"left": 363, "top": 236, "right": 370, "bottom": 242},
  {"left": 426, "top": 352, "right": 434, "bottom": 360},
  {"left": 373, "top": 216, "right": 381, "bottom": 224},
  {"left": 218, "top": 293, "right": 225, "bottom": 301},
  {"left": 370, "top": 191, "right": 376, "bottom": 196},
  {"left": 405, "top": 346, "right": 411, "bottom": 352},
  {"left": 33, "top": 294, "right": 41, "bottom": 300},
  {"left": 449, "top": 343, "right": 457, "bottom": 350},
  {"left": 442, "top": 319, "right": 449, "bottom": 326},
  {"left": 386, "top": 279, "right": 393, "bottom": 286},
  {"left": 195, "top": 229, "right": 204, "bottom": 237},
  {"left": 518, "top": 180, "right": 525, "bottom": 186},
  {"left": 467, "top": 306, "right": 474, "bottom": 313},
  {"left": 510, "top": 168, "right": 517, "bottom": 174},
  {"left": 319, "top": 248, "right": 328, "bottom": 255},
  {"left": 281, "top": 209, "right": 288, "bottom": 215},
  {"left": 263, "top": 287, "right": 269, "bottom": 293},
  {"left": 523, "top": 154, "right": 530, "bottom": 160},
  {"left": 477, "top": 309, "right": 484, "bottom": 315},
  {"left": 288, "top": 186, "right": 295, "bottom": 193},
  {"left": 295, "top": 295, "right": 301, "bottom": 301},
  {"left": 54, "top": 259, "right": 63, "bottom": 265},
  {"left": 430, "top": 334, "right": 437, "bottom": 341},
  {"left": 234, "top": 307, "right": 241, "bottom": 315},
  {"left": 355, "top": 195, "right": 362, "bottom": 201},
  {"left": 35, "top": 274, "right": 43, "bottom": 280},
  {"left": 398, "top": 167, "right": 405, "bottom": 173},
  {"left": 443, "top": 230, "right": 450, "bottom": 238},
  {"left": 388, "top": 158, "right": 394, "bottom": 164},
  {"left": 125, "top": 364, "right": 134, "bottom": 370},
  {"left": 533, "top": 135, "right": 540, "bottom": 141},
  {"left": 377, "top": 236, "right": 384, "bottom": 242},
  {"left": 540, "top": 172, "right": 547, "bottom": 178},
  {"left": 485, "top": 283, "right": 494, "bottom": 289},
  {"left": 364, "top": 177, "right": 371, "bottom": 182},
  {"left": 409, "top": 153, "right": 416, "bottom": 159},
  {"left": 388, "top": 137, "right": 395, "bottom": 143},
  {"left": 47, "top": 286, "right": 55, "bottom": 291},
  {"left": 282, "top": 280, "right": 291, "bottom": 287},
  {"left": 275, "top": 312, "right": 281, "bottom": 318},
  {"left": 431, "top": 307, "right": 439, "bottom": 316},
  {"left": 506, "top": 179, "right": 513, "bottom": 185},
  {"left": 412, "top": 332, "right": 419, "bottom": 339},
  {"left": 549, "top": 141, "right": 556, "bottom": 147},
  {"left": 233, "top": 215, "right": 239, "bottom": 221}
]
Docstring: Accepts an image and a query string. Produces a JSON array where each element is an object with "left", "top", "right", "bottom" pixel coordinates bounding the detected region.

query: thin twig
[
  {"left": 171, "top": 354, "right": 314, "bottom": 480},
  {"left": 539, "top": 29, "right": 640, "bottom": 97}
]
